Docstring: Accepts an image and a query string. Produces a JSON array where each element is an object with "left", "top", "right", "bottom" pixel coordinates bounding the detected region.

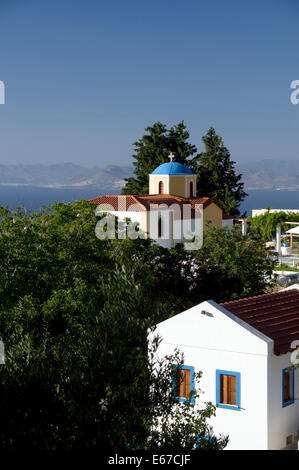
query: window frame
[
  {"left": 216, "top": 369, "right": 241, "bottom": 411},
  {"left": 282, "top": 367, "right": 295, "bottom": 408},
  {"left": 172, "top": 364, "right": 195, "bottom": 404}
]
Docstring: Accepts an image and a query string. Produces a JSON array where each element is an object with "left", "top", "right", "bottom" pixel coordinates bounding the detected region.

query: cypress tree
[
  {"left": 122, "top": 121, "right": 197, "bottom": 194},
  {"left": 192, "top": 127, "right": 247, "bottom": 216}
]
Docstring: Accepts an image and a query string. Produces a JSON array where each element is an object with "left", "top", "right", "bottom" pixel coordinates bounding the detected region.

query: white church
[{"left": 90, "top": 155, "right": 233, "bottom": 248}]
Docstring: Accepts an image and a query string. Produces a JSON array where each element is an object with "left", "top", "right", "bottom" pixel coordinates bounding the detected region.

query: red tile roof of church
[{"left": 88, "top": 194, "right": 220, "bottom": 219}]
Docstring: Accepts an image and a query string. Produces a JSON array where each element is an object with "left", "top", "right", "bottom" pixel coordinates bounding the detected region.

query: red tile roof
[
  {"left": 222, "top": 213, "right": 234, "bottom": 220},
  {"left": 88, "top": 194, "right": 220, "bottom": 219},
  {"left": 88, "top": 195, "right": 146, "bottom": 211},
  {"left": 220, "top": 289, "right": 299, "bottom": 355}
]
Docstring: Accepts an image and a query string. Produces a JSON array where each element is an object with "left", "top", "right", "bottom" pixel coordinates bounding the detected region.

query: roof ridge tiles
[
  {"left": 228, "top": 297, "right": 299, "bottom": 315},
  {"left": 220, "top": 289, "right": 299, "bottom": 306}
]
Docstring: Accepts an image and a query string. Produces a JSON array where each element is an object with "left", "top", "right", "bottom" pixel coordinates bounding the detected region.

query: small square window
[
  {"left": 282, "top": 368, "right": 295, "bottom": 407},
  {"left": 172, "top": 364, "right": 194, "bottom": 403},
  {"left": 216, "top": 370, "right": 240, "bottom": 411}
]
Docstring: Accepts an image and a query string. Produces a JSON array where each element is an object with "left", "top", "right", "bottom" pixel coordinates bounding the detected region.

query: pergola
[{"left": 286, "top": 223, "right": 299, "bottom": 249}]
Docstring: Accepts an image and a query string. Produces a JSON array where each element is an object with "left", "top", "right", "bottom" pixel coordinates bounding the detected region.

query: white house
[{"left": 154, "top": 287, "right": 299, "bottom": 450}]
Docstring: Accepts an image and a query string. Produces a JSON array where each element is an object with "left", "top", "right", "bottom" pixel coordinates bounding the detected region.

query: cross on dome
[{"left": 168, "top": 153, "right": 175, "bottom": 162}]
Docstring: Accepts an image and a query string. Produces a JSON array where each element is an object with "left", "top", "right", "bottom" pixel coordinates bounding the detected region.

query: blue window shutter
[
  {"left": 282, "top": 367, "right": 295, "bottom": 407},
  {"left": 172, "top": 364, "right": 195, "bottom": 404}
]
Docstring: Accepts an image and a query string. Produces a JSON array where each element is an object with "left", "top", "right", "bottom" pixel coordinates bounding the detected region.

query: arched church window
[
  {"left": 189, "top": 181, "right": 194, "bottom": 197},
  {"left": 158, "top": 181, "right": 164, "bottom": 194},
  {"left": 158, "top": 215, "right": 163, "bottom": 238}
]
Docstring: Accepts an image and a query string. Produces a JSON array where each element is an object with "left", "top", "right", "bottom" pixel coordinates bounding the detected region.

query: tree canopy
[
  {"left": 0, "top": 201, "right": 274, "bottom": 449},
  {"left": 192, "top": 127, "right": 247, "bottom": 217},
  {"left": 250, "top": 209, "right": 299, "bottom": 240},
  {"left": 0, "top": 201, "right": 230, "bottom": 450},
  {"left": 187, "top": 225, "right": 275, "bottom": 302},
  {"left": 122, "top": 122, "right": 247, "bottom": 217},
  {"left": 122, "top": 121, "right": 196, "bottom": 195}
]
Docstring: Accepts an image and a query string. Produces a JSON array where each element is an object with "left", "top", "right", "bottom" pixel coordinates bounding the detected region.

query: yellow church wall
[
  {"left": 149, "top": 174, "right": 197, "bottom": 197},
  {"left": 140, "top": 211, "right": 149, "bottom": 237},
  {"left": 169, "top": 176, "right": 186, "bottom": 197},
  {"left": 149, "top": 175, "right": 169, "bottom": 195},
  {"left": 203, "top": 203, "right": 223, "bottom": 231},
  {"left": 186, "top": 175, "right": 197, "bottom": 197}
]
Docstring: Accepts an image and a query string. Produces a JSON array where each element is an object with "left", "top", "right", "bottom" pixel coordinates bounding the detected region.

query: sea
[
  {"left": 0, "top": 186, "right": 299, "bottom": 216},
  {"left": 240, "top": 189, "right": 299, "bottom": 216},
  {"left": 0, "top": 186, "right": 112, "bottom": 213}
]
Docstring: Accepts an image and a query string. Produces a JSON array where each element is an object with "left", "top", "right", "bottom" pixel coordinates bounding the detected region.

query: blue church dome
[{"left": 150, "top": 162, "right": 194, "bottom": 175}]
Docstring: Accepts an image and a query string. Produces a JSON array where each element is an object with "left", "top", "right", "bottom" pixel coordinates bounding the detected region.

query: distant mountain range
[
  {"left": 0, "top": 163, "right": 133, "bottom": 191},
  {"left": 237, "top": 160, "right": 299, "bottom": 190},
  {"left": 1, "top": 160, "right": 299, "bottom": 191}
]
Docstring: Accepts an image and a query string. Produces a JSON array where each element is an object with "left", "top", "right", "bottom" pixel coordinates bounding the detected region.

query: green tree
[
  {"left": 148, "top": 366, "right": 228, "bottom": 450},
  {"left": 92, "top": 210, "right": 276, "bottom": 310},
  {"left": 0, "top": 202, "right": 227, "bottom": 450},
  {"left": 192, "top": 127, "right": 247, "bottom": 216},
  {"left": 0, "top": 201, "right": 275, "bottom": 450},
  {"left": 185, "top": 225, "right": 275, "bottom": 303},
  {"left": 250, "top": 209, "right": 299, "bottom": 241},
  {"left": 122, "top": 121, "right": 197, "bottom": 195}
]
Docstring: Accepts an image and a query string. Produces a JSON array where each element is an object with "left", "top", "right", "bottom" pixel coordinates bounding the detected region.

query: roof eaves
[{"left": 131, "top": 195, "right": 147, "bottom": 211}]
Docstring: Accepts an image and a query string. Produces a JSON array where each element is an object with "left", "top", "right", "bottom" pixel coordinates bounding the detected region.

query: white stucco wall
[
  {"left": 98, "top": 209, "right": 203, "bottom": 249},
  {"left": 100, "top": 210, "right": 143, "bottom": 225},
  {"left": 148, "top": 210, "right": 173, "bottom": 249},
  {"left": 153, "top": 300, "right": 274, "bottom": 450},
  {"left": 96, "top": 210, "right": 145, "bottom": 240},
  {"left": 97, "top": 209, "right": 174, "bottom": 248},
  {"left": 222, "top": 218, "right": 234, "bottom": 229},
  {"left": 173, "top": 217, "right": 203, "bottom": 246},
  {"left": 267, "top": 353, "right": 299, "bottom": 449}
]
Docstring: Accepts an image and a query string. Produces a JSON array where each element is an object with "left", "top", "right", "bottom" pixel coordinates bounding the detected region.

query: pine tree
[
  {"left": 192, "top": 127, "right": 247, "bottom": 216},
  {"left": 122, "top": 121, "right": 197, "bottom": 194}
]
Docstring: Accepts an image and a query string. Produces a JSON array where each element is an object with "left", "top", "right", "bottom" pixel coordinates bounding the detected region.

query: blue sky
[{"left": 0, "top": 0, "right": 298, "bottom": 167}]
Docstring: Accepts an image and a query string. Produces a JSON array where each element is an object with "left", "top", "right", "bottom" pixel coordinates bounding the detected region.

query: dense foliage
[
  {"left": 122, "top": 122, "right": 246, "bottom": 217},
  {"left": 0, "top": 202, "right": 230, "bottom": 450},
  {"left": 192, "top": 127, "right": 247, "bottom": 217},
  {"left": 250, "top": 209, "right": 299, "bottom": 240},
  {"left": 0, "top": 201, "right": 274, "bottom": 449},
  {"left": 188, "top": 225, "right": 275, "bottom": 302},
  {"left": 122, "top": 121, "right": 196, "bottom": 195}
]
